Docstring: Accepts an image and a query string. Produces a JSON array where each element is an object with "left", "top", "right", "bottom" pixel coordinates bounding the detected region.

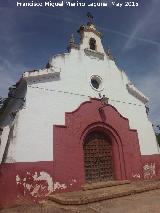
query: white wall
[{"left": 0, "top": 125, "right": 10, "bottom": 163}]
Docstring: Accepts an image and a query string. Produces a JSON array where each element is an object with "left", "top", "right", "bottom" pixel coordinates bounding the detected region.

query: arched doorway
[{"left": 83, "top": 131, "right": 114, "bottom": 182}]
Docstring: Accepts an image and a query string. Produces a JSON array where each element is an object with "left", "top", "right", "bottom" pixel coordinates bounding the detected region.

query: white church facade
[{"left": 0, "top": 19, "right": 160, "bottom": 205}]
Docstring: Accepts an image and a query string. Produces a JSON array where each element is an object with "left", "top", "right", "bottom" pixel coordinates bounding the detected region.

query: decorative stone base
[
  {"left": 82, "top": 180, "right": 131, "bottom": 191},
  {"left": 49, "top": 180, "right": 160, "bottom": 205}
]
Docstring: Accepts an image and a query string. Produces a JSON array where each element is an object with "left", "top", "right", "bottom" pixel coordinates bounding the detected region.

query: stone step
[
  {"left": 48, "top": 181, "right": 160, "bottom": 205},
  {"left": 82, "top": 180, "right": 131, "bottom": 190}
]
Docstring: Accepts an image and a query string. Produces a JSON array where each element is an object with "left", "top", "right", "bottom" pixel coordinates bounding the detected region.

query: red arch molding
[{"left": 53, "top": 98, "right": 143, "bottom": 192}]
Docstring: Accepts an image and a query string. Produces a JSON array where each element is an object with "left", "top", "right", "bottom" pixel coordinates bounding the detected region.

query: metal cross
[{"left": 87, "top": 12, "right": 94, "bottom": 24}]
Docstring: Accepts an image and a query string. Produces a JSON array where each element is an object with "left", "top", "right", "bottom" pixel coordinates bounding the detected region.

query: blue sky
[{"left": 0, "top": 0, "right": 160, "bottom": 128}]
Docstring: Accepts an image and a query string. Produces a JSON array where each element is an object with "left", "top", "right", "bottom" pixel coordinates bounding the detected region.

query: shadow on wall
[{"left": 0, "top": 79, "right": 27, "bottom": 164}]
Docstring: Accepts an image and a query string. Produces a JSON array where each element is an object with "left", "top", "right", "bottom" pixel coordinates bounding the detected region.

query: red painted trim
[
  {"left": 53, "top": 99, "right": 143, "bottom": 192},
  {"left": 141, "top": 154, "right": 160, "bottom": 180},
  {"left": 0, "top": 161, "right": 53, "bottom": 208}
]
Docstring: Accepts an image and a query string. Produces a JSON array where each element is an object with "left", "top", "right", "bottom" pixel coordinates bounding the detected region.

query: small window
[
  {"left": 89, "top": 38, "right": 96, "bottom": 50},
  {"left": 90, "top": 75, "right": 103, "bottom": 91},
  {"left": 91, "top": 79, "right": 99, "bottom": 89}
]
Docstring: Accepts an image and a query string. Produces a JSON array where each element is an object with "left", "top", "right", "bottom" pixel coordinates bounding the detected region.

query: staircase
[{"left": 48, "top": 180, "right": 160, "bottom": 205}]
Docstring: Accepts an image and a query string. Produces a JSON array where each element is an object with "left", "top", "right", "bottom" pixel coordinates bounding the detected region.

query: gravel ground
[{"left": 86, "top": 189, "right": 160, "bottom": 213}]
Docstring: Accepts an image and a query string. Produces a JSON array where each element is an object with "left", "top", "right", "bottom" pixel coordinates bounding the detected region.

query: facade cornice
[
  {"left": 84, "top": 48, "right": 104, "bottom": 60},
  {"left": 67, "top": 43, "right": 80, "bottom": 52},
  {"left": 105, "top": 49, "right": 114, "bottom": 61},
  {"left": 126, "top": 83, "right": 149, "bottom": 104},
  {"left": 23, "top": 66, "right": 61, "bottom": 80}
]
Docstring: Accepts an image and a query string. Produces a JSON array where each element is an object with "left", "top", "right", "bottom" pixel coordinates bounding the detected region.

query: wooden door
[{"left": 84, "top": 131, "right": 114, "bottom": 182}]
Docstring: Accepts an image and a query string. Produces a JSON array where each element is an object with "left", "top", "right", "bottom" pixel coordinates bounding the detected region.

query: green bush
[{"left": 156, "top": 133, "right": 160, "bottom": 147}]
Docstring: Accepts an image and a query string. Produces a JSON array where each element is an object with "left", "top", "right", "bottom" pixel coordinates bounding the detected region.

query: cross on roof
[{"left": 87, "top": 12, "right": 94, "bottom": 24}]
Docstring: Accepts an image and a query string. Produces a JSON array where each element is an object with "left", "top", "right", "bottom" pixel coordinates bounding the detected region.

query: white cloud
[
  {"left": 99, "top": 25, "right": 160, "bottom": 47},
  {"left": 123, "top": 0, "right": 160, "bottom": 50}
]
